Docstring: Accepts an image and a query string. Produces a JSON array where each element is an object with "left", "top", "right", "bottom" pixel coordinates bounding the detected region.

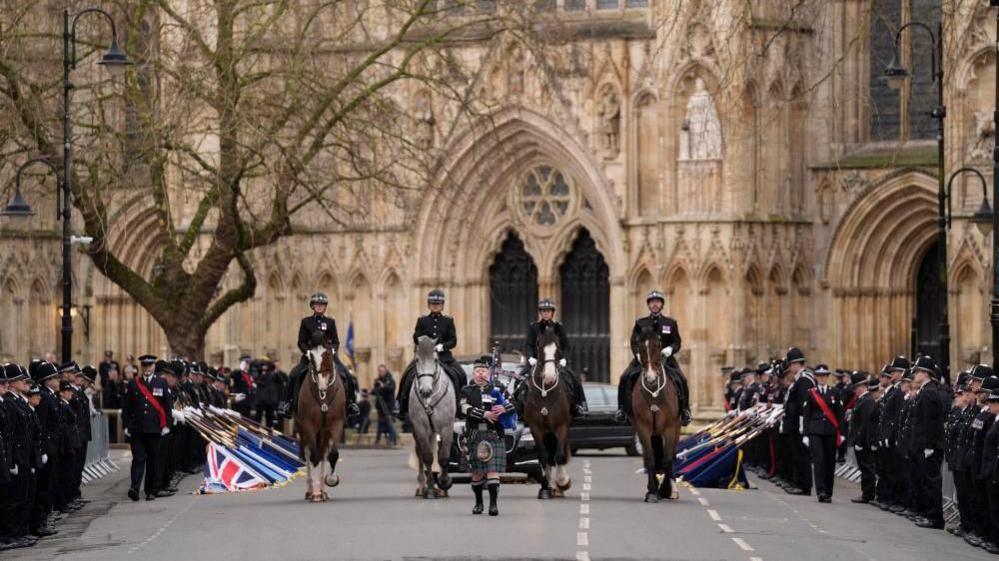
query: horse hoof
[
  {"left": 538, "top": 489, "right": 552, "bottom": 500},
  {"left": 557, "top": 479, "right": 572, "bottom": 492},
  {"left": 324, "top": 474, "right": 340, "bottom": 488},
  {"left": 305, "top": 492, "right": 314, "bottom": 501},
  {"left": 644, "top": 493, "right": 660, "bottom": 503},
  {"left": 438, "top": 475, "right": 453, "bottom": 491},
  {"left": 551, "top": 487, "right": 564, "bottom": 498},
  {"left": 321, "top": 491, "right": 330, "bottom": 501}
]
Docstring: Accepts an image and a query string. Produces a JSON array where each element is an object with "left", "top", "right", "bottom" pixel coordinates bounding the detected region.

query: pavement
[{"left": 9, "top": 448, "right": 996, "bottom": 561}]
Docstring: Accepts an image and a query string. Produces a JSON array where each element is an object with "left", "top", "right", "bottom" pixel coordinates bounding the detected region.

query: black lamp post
[
  {"left": 1, "top": 8, "right": 130, "bottom": 363},
  {"left": 990, "top": 1, "right": 999, "bottom": 371},
  {"left": 884, "top": 21, "right": 947, "bottom": 373}
]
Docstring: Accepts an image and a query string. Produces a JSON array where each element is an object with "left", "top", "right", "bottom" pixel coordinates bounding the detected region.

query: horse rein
[
  {"left": 415, "top": 363, "right": 448, "bottom": 418},
  {"left": 530, "top": 357, "right": 561, "bottom": 398},
  {"left": 640, "top": 340, "right": 667, "bottom": 406},
  {"left": 309, "top": 349, "right": 339, "bottom": 413}
]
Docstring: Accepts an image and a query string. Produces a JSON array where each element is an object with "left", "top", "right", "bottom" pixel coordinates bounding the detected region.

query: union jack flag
[{"left": 203, "top": 443, "right": 267, "bottom": 492}]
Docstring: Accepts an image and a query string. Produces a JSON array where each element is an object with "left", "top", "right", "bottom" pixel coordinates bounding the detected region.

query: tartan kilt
[{"left": 466, "top": 428, "right": 506, "bottom": 473}]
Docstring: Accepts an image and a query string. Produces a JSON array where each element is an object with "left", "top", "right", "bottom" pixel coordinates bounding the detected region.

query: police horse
[
  {"left": 522, "top": 330, "right": 573, "bottom": 499},
  {"left": 409, "top": 336, "right": 456, "bottom": 499},
  {"left": 295, "top": 336, "right": 346, "bottom": 502},
  {"left": 631, "top": 330, "right": 681, "bottom": 502}
]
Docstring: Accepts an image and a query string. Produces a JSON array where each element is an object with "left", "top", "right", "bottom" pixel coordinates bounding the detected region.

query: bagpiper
[{"left": 459, "top": 356, "right": 516, "bottom": 516}]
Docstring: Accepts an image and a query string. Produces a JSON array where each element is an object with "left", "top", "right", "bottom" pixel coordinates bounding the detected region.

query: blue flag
[{"left": 344, "top": 321, "right": 357, "bottom": 373}]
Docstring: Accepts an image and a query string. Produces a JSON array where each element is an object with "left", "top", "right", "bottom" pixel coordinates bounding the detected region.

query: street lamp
[
  {"left": 2, "top": 157, "right": 57, "bottom": 217},
  {"left": 883, "top": 21, "right": 948, "bottom": 374},
  {"left": 2, "top": 8, "right": 130, "bottom": 364},
  {"left": 990, "top": 0, "right": 999, "bottom": 371}
]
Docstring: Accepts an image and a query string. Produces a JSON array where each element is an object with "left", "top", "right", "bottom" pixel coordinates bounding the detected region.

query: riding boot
[
  {"left": 615, "top": 370, "right": 637, "bottom": 423},
  {"left": 569, "top": 371, "right": 588, "bottom": 417},
  {"left": 280, "top": 367, "right": 304, "bottom": 418},
  {"left": 675, "top": 370, "right": 692, "bottom": 426},
  {"left": 396, "top": 366, "right": 415, "bottom": 422},
  {"left": 513, "top": 380, "right": 527, "bottom": 416},
  {"left": 487, "top": 479, "right": 500, "bottom": 516},
  {"left": 345, "top": 372, "right": 360, "bottom": 417},
  {"left": 471, "top": 481, "right": 484, "bottom": 515}
]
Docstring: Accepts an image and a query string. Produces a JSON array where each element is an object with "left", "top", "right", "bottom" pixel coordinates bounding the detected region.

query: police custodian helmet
[
  {"left": 309, "top": 292, "right": 329, "bottom": 306},
  {"left": 646, "top": 289, "right": 666, "bottom": 304},
  {"left": 427, "top": 289, "right": 446, "bottom": 304},
  {"left": 538, "top": 298, "right": 556, "bottom": 311}
]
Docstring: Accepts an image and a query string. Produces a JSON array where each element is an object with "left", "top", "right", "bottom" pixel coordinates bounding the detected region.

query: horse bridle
[
  {"left": 308, "top": 348, "right": 339, "bottom": 413},
  {"left": 530, "top": 357, "right": 561, "bottom": 398},
  {"left": 640, "top": 339, "right": 667, "bottom": 403},
  {"left": 415, "top": 362, "right": 448, "bottom": 417}
]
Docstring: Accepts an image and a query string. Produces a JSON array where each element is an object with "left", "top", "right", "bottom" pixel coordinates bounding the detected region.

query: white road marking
[
  {"left": 580, "top": 504, "right": 590, "bottom": 514},
  {"left": 698, "top": 497, "right": 710, "bottom": 507},
  {"left": 579, "top": 517, "right": 590, "bottom": 529},
  {"left": 584, "top": 475, "right": 592, "bottom": 483},
  {"left": 576, "top": 460, "right": 592, "bottom": 561},
  {"left": 750, "top": 557, "right": 764, "bottom": 561},
  {"left": 688, "top": 487, "right": 701, "bottom": 496},
  {"left": 583, "top": 483, "right": 592, "bottom": 491},
  {"left": 576, "top": 552, "right": 590, "bottom": 561},
  {"left": 581, "top": 492, "right": 590, "bottom": 501},
  {"left": 718, "top": 523, "right": 734, "bottom": 533},
  {"left": 577, "top": 532, "right": 589, "bottom": 546},
  {"left": 732, "top": 538, "right": 754, "bottom": 551},
  {"left": 707, "top": 509, "right": 722, "bottom": 521},
  {"left": 128, "top": 495, "right": 197, "bottom": 555}
]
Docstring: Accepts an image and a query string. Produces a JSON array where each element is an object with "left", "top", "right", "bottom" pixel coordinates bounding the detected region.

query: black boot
[
  {"left": 487, "top": 480, "right": 499, "bottom": 516},
  {"left": 472, "top": 482, "right": 484, "bottom": 515}
]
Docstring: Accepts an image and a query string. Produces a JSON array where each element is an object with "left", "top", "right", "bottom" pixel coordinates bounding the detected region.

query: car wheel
[{"left": 625, "top": 434, "right": 642, "bottom": 456}]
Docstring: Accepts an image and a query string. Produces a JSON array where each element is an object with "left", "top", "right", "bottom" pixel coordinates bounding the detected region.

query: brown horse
[
  {"left": 522, "top": 329, "right": 573, "bottom": 499},
  {"left": 631, "top": 331, "right": 681, "bottom": 503},
  {"left": 295, "top": 340, "right": 347, "bottom": 502}
]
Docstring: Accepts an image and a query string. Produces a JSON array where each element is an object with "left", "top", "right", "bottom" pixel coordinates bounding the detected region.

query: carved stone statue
[
  {"left": 597, "top": 84, "right": 621, "bottom": 155},
  {"left": 968, "top": 109, "right": 995, "bottom": 164},
  {"left": 679, "top": 78, "right": 723, "bottom": 161}
]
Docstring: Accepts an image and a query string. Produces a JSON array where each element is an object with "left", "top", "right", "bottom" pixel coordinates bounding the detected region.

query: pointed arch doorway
[
  {"left": 489, "top": 232, "right": 538, "bottom": 355},
  {"left": 559, "top": 229, "right": 610, "bottom": 383}
]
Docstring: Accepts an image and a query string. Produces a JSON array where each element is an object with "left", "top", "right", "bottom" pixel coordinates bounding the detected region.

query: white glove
[
  {"left": 923, "top": 448, "right": 933, "bottom": 458},
  {"left": 124, "top": 428, "right": 130, "bottom": 438},
  {"left": 173, "top": 410, "right": 186, "bottom": 424},
  {"left": 233, "top": 393, "right": 246, "bottom": 403},
  {"left": 854, "top": 445, "right": 862, "bottom": 451},
  {"left": 10, "top": 465, "right": 18, "bottom": 476},
  {"left": 41, "top": 454, "right": 48, "bottom": 466},
  {"left": 634, "top": 353, "right": 642, "bottom": 362},
  {"left": 434, "top": 344, "right": 444, "bottom": 353},
  {"left": 161, "top": 426, "right": 171, "bottom": 436},
  {"left": 662, "top": 346, "right": 673, "bottom": 358},
  {"left": 558, "top": 358, "right": 567, "bottom": 368},
  {"left": 802, "top": 437, "right": 810, "bottom": 447},
  {"left": 528, "top": 357, "right": 538, "bottom": 367}
]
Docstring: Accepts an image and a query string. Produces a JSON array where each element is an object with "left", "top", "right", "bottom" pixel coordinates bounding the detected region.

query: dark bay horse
[
  {"left": 631, "top": 332, "right": 681, "bottom": 503},
  {"left": 295, "top": 340, "right": 347, "bottom": 502},
  {"left": 522, "top": 329, "right": 573, "bottom": 499}
]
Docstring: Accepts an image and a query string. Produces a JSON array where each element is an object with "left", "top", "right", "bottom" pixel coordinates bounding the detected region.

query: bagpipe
[
  {"left": 172, "top": 405, "right": 305, "bottom": 493},
  {"left": 674, "top": 403, "right": 784, "bottom": 489},
  {"left": 488, "top": 341, "right": 518, "bottom": 431}
]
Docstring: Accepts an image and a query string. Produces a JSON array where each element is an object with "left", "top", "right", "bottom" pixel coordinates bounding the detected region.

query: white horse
[{"left": 409, "top": 336, "right": 456, "bottom": 498}]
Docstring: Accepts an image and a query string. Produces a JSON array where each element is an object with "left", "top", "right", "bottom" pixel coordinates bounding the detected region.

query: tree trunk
[{"left": 163, "top": 323, "right": 209, "bottom": 362}]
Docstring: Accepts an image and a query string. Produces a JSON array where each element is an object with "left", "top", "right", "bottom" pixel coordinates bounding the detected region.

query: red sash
[
  {"left": 808, "top": 387, "right": 843, "bottom": 446},
  {"left": 241, "top": 371, "right": 254, "bottom": 391},
  {"left": 844, "top": 394, "right": 857, "bottom": 411},
  {"left": 136, "top": 377, "right": 167, "bottom": 429}
]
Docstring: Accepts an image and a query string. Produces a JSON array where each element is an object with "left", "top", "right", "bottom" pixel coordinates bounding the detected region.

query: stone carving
[
  {"left": 968, "top": 109, "right": 995, "bottom": 164},
  {"left": 679, "top": 78, "right": 722, "bottom": 161},
  {"left": 596, "top": 84, "right": 621, "bottom": 156}
]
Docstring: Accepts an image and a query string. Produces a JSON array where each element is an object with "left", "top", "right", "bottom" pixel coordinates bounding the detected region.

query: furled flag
[
  {"left": 203, "top": 442, "right": 268, "bottom": 492},
  {"left": 344, "top": 319, "right": 357, "bottom": 373}
]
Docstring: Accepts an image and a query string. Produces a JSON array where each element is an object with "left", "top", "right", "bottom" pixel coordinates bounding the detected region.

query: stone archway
[{"left": 824, "top": 170, "right": 938, "bottom": 367}]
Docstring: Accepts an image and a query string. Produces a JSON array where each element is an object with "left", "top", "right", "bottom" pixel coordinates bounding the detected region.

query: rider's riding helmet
[
  {"left": 309, "top": 292, "right": 329, "bottom": 306},
  {"left": 538, "top": 298, "right": 556, "bottom": 311},
  {"left": 646, "top": 289, "right": 666, "bottom": 305},
  {"left": 427, "top": 289, "right": 446, "bottom": 305}
]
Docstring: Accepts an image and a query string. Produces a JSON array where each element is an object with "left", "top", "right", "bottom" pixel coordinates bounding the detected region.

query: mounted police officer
[
  {"left": 514, "top": 298, "right": 588, "bottom": 417},
  {"left": 396, "top": 289, "right": 465, "bottom": 422},
  {"left": 615, "top": 290, "right": 691, "bottom": 425},
  {"left": 460, "top": 356, "right": 516, "bottom": 516},
  {"left": 278, "top": 292, "right": 360, "bottom": 419}
]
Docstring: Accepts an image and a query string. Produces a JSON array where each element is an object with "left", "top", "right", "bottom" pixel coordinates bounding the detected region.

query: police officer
[
  {"left": 945, "top": 371, "right": 976, "bottom": 537},
  {"left": 874, "top": 356, "right": 908, "bottom": 511},
  {"left": 616, "top": 290, "right": 690, "bottom": 425},
  {"left": 279, "top": 292, "right": 360, "bottom": 419},
  {"left": 229, "top": 355, "right": 256, "bottom": 417},
  {"left": 802, "top": 364, "right": 842, "bottom": 503},
  {"left": 1, "top": 364, "right": 42, "bottom": 549},
  {"left": 969, "top": 372, "right": 999, "bottom": 551},
  {"left": 736, "top": 368, "right": 761, "bottom": 412},
  {"left": 982, "top": 382, "right": 999, "bottom": 552},
  {"left": 782, "top": 347, "right": 814, "bottom": 496},
  {"left": 909, "top": 355, "right": 946, "bottom": 529},
  {"left": 460, "top": 356, "right": 516, "bottom": 516},
  {"left": 849, "top": 375, "right": 881, "bottom": 504},
  {"left": 30, "top": 361, "right": 60, "bottom": 537},
  {"left": 157, "top": 362, "right": 184, "bottom": 496},
  {"left": 121, "top": 356, "right": 173, "bottom": 501},
  {"left": 397, "top": 289, "right": 465, "bottom": 422},
  {"left": 54, "top": 381, "right": 80, "bottom": 514},
  {"left": 514, "top": 298, "right": 587, "bottom": 417}
]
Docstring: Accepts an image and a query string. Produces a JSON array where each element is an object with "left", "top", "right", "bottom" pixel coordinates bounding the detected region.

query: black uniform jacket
[
  {"left": 849, "top": 392, "right": 879, "bottom": 449},
  {"left": 298, "top": 314, "right": 339, "bottom": 354},
  {"left": 121, "top": 375, "right": 173, "bottom": 435},
  {"left": 629, "top": 314, "right": 681, "bottom": 360},
  {"left": 525, "top": 320, "right": 570, "bottom": 360},
  {"left": 459, "top": 384, "right": 515, "bottom": 437},
  {"left": 911, "top": 380, "right": 947, "bottom": 452},
  {"left": 413, "top": 313, "right": 457, "bottom": 362},
  {"left": 802, "top": 384, "right": 843, "bottom": 437}
]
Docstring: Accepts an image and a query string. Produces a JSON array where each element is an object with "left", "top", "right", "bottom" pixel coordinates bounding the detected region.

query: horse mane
[{"left": 639, "top": 328, "right": 662, "bottom": 369}]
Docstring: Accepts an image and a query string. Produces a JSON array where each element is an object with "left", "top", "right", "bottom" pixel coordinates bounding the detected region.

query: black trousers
[
  {"left": 30, "top": 450, "right": 58, "bottom": 529},
  {"left": 775, "top": 432, "right": 793, "bottom": 481},
  {"left": 855, "top": 447, "right": 877, "bottom": 500},
  {"left": 55, "top": 448, "right": 78, "bottom": 510},
  {"left": 1, "top": 467, "right": 32, "bottom": 538},
  {"left": 875, "top": 445, "right": 892, "bottom": 503},
  {"left": 790, "top": 433, "right": 812, "bottom": 493},
  {"left": 913, "top": 449, "right": 943, "bottom": 522},
  {"left": 973, "top": 475, "right": 992, "bottom": 540},
  {"left": 953, "top": 468, "right": 975, "bottom": 532},
  {"left": 988, "top": 477, "right": 999, "bottom": 545},
  {"left": 255, "top": 403, "right": 278, "bottom": 429},
  {"left": 892, "top": 449, "right": 911, "bottom": 508},
  {"left": 73, "top": 440, "right": 88, "bottom": 500},
  {"left": 160, "top": 431, "right": 178, "bottom": 490},
  {"left": 808, "top": 434, "right": 836, "bottom": 497},
  {"left": 130, "top": 432, "right": 162, "bottom": 496}
]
